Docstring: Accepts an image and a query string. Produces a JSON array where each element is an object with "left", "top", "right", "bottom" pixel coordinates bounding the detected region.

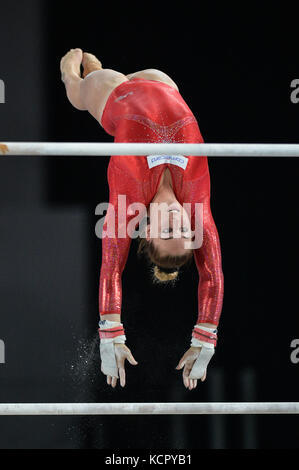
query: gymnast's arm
[
  {"left": 99, "top": 232, "right": 130, "bottom": 322},
  {"left": 99, "top": 159, "right": 133, "bottom": 320},
  {"left": 176, "top": 197, "right": 224, "bottom": 389},
  {"left": 98, "top": 167, "right": 139, "bottom": 388},
  {"left": 193, "top": 197, "right": 224, "bottom": 328}
]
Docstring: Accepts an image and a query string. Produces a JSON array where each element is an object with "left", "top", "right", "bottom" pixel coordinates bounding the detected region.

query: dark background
[{"left": 0, "top": 0, "right": 299, "bottom": 449}]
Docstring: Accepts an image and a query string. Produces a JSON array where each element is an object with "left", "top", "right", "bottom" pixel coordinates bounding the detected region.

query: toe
[
  {"left": 82, "top": 52, "right": 102, "bottom": 78},
  {"left": 83, "top": 52, "right": 101, "bottom": 64}
]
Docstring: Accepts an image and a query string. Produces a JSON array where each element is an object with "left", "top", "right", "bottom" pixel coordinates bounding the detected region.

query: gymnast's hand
[
  {"left": 105, "top": 344, "right": 138, "bottom": 389},
  {"left": 176, "top": 347, "right": 208, "bottom": 391}
]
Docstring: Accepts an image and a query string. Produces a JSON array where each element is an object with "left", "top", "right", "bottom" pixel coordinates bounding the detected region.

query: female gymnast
[{"left": 60, "top": 49, "right": 224, "bottom": 391}]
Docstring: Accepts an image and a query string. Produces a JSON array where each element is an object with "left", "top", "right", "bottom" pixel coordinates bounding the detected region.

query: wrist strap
[
  {"left": 191, "top": 325, "right": 218, "bottom": 349},
  {"left": 99, "top": 320, "right": 126, "bottom": 344}
]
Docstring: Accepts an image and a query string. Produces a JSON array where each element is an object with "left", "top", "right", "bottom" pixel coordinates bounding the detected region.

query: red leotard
[{"left": 99, "top": 78, "right": 224, "bottom": 326}]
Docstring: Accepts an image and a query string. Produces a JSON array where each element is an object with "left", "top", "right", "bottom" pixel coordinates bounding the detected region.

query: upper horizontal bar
[
  {"left": 1, "top": 142, "right": 299, "bottom": 157},
  {"left": 0, "top": 402, "right": 298, "bottom": 415}
]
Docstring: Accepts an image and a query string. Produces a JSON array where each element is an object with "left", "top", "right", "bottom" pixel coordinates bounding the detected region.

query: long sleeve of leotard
[
  {"left": 193, "top": 197, "right": 224, "bottom": 327},
  {"left": 99, "top": 163, "right": 132, "bottom": 318}
]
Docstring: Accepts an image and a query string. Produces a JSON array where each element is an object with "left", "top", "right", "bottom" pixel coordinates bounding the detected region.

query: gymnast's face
[{"left": 146, "top": 200, "right": 192, "bottom": 256}]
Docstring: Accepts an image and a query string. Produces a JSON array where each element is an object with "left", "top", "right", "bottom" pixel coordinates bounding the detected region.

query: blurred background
[{"left": 0, "top": 0, "right": 299, "bottom": 449}]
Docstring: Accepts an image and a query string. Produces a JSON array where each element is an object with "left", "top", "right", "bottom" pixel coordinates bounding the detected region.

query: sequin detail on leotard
[{"left": 114, "top": 114, "right": 198, "bottom": 143}]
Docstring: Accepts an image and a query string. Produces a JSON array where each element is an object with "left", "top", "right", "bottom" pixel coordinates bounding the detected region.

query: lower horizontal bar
[
  {"left": 1, "top": 142, "right": 299, "bottom": 157},
  {"left": 0, "top": 403, "right": 298, "bottom": 415}
]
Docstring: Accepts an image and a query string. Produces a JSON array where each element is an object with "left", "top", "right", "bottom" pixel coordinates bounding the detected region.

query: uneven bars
[
  {"left": 0, "top": 403, "right": 298, "bottom": 415},
  {"left": 1, "top": 142, "right": 299, "bottom": 157}
]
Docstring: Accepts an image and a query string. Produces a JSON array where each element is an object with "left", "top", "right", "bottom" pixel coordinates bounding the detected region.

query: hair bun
[{"left": 153, "top": 266, "right": 179, "bottom": 283}]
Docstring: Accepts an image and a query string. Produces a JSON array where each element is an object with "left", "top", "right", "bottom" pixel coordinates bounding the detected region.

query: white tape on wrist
[
  {"left": 189, "top": 347, "right": 215, "bottom": 380},
  {"left": 100, "top": 343, "right": 119, "bottom": 378},
  {"left": 99, "top": 320, "right": 126, "bottom": 378},
  {"left": 189, "top": 325, "right": 218, "bottom": 379}
]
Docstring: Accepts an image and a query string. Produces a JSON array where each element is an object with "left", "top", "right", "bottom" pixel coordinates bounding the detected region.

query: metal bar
[
  {"left": 0, "top": 403, "right": 298, "bottom": 416},
  {"left": 1, "top": 142, "right": 299, "bottom": 157}
]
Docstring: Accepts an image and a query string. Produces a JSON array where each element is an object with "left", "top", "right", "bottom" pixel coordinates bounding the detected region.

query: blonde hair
[
  {"left": 138, "top": 237, "right": 193, "bottom": 284},
  {"left": 153, "top": 265, "right": 179, "bottom": 283}
]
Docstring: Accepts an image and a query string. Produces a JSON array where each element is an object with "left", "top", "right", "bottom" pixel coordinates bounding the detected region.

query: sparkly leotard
[{"left": 99, "top": 78, "right": 224, "bottom": 326}]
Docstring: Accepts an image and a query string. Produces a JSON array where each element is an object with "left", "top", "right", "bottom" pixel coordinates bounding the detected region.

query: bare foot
[
  {"left": 82, "top": 52, "right": 102, "bottom": 78},
  {"left": 60, "top": 48, "right": 83, "bottom": 83}
]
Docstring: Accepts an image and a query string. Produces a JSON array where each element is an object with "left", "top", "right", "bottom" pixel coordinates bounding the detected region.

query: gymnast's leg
[
  {"left": 60, "top": 49, "right": 129, "bottom": 123},
  {"left": 127, "top": 68, "right": 179, "bottom": 91}
]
